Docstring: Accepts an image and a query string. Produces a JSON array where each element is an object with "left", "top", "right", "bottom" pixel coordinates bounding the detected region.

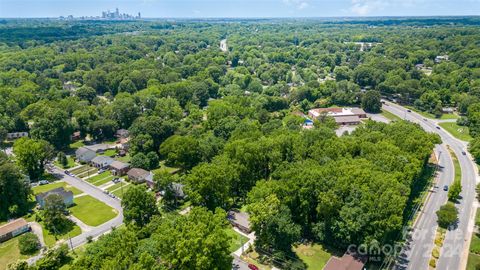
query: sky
[{"left": 0, "top": 0, "right": 479, "bottom": 18}]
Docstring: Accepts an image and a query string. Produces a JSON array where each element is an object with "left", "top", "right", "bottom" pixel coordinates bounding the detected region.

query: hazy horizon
[{"left": 1, "top": 0, "right": 479, "bottom": 19}]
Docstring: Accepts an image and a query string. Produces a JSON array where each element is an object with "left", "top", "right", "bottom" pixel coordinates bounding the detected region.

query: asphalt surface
[
  {"left": 384, "top": 102, "right": 478, "bottom": 270},
  {"left": 27, "top": 167, "right": 123, "bottom": 265}
]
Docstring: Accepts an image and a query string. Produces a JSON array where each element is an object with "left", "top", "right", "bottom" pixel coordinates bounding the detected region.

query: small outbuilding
[{"left": 0, "top": 218, "right": 30, "bottom": 243}]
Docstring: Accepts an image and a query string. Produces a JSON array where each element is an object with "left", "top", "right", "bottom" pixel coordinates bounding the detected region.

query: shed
[{"left": 0, "top": 218, "right": 30, "bottom": 243}]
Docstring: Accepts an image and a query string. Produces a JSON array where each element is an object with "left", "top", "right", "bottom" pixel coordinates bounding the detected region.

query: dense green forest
[{"left": 1, "top": 17, "right": 479, "bottom": 269}]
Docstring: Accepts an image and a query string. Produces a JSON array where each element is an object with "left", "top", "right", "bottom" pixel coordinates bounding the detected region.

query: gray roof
[
  {"left": 76, "top": 147, "right": 95, "bottom": 157},
  {"left": 36, "top": 187, "right": 73, "bottom": 201},
  {"left": 127, "top": 168, "right": 149, "bottom": 179},
  {"left": 91, "top": 156, "right": 114, "bottom": 165},
  {"left": 84, "top": 144, "right": 112, "bottom": 152},
  {"left": 110, "top": 160, "right": 130, "bottom": 170},
  {"left": 334, "top": 115, "right": 361, "bottom": 123}
]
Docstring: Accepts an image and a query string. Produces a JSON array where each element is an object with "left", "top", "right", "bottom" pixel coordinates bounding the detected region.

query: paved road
[
  {"left": 384, "top": 102, "right": 478, "bottom": 270},
  {"left": 27, "top": 167, "right": 123, "bottom": 265}
]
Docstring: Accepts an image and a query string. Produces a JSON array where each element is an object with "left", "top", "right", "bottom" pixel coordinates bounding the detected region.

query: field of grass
[
  {"left": 106, "top": 182, "right": 130, "bottom": 193},
  {"left": 439, "top": 122, "right": 472, "bottom": 142},
  {"left": 32, "top": 181, "right": 82, "bottom": 195},
  {"left": 381, "top": 109, "right": 401, "bottom": 121},
  {"left": 69, "top": 165, "right": 90, "bottom": 175},
  {"left": 0, "top": 237, "right": 31, "bottom": 270},
  {"left": 54, "top": 156, "right": 77, "bottom": 169},
  {"left": 226, "top": 227, "right": 249, "bottom": 253},
  {"left": 41, "top": 221, "right": 82, "bottom": 247},
  {"left": 101, "top": 149, "right": 117, "bottom": 157},
  {"left": 112, "top": 184, "right": 133, "bottom": 199},
  {"left": 467, "top": 211, "right": 480, "bottom": 269},
  {"left": 76, "top": 167, "right": 98, "bottom": 179},
  {"left": 86, "top": 172, "right": 115, "bottom": 186},
  {"left": 115, "top": 154, "right": 131, "bottom": 163},
  {"left": 153, "top": 161, "right": 181, "bottom": 174},
  {"left": 70, "top": 195, "right": 118, "bottom": 226},
  {"left": 405, "top": 106, "right": 459, "bottom": 120},
  {"left": 293, "top": 244, "right": 333, "bottom": 270},
  {"left": 467, "top": 253, "right": 480, "bottom": 270}
]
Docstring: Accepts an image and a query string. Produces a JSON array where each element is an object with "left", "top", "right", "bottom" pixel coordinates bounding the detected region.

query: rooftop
[
  {"left": 110, "top": 160, "right": 130, "bottom": 170},
  {"left": 0, "top": 218, "right": 28, "bottom": 236},
  {"left": 323, "top": 252, "right": 366, "bottom": 270},
  {"left": 309, "top": 107, "right": 366, "bottom": 118},
  {"left": 36, "top": 187, "right": 73, "bottom": 201},
  {"left": 91, "top": 155, "right": 115, "bottom": 164},
  {"left": 128, "top": 168, "right": 150, "bottom": 179}
]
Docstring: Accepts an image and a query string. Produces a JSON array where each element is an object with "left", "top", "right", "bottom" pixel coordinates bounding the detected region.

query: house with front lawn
[
  {"left": 91, "top": 156, "right": 115, "bottom": 169},
  {"left": 75, "top": 147, "right": 96, "bottom": 163},
  {"left": 0, "top": 218, "right": 30, "bottom": 243},
  {"left": 110, "top": 160, "right": 130, "bottom": 176},
  {"left": 127, "top": 168, "right": 151, "bottom": 184},
  {"left": 36, "top": 187, "right": 74, "bottom": 209}
]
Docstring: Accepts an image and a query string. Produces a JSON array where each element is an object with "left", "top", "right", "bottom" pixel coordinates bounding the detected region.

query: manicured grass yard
[
  {"left": 467, "top": 211, "right": 480, "bottom": 269},
  {"left": 86, "top": 172, "right": 115, "bottom": 186},
  {"left": 112, "top": 184, "right": 133, "bottom": 199},
  {"left": 0, "top": 237, "right": 30, "bottom": 270},
  {"left": 468, "top": 253, "right": 480, "bottom": 270},
  {"left": 293, "top": 243, "right": 333, "bottom": 270},
  {"left": 226, "top": 227, "right": 249, "bottom": 253},
  {"left": 381, "top": 109, "right": 401, "bottom": 121},
  {"left": 54, "top": 156, "right": 77, "bottom": 169},
  {"left": 41, "top": 221, "right": 82, "bottom": 247},
  {"left": 439, "top": 122, "right": 472, "bottom": 142},
  {"left": 69, "top": 165, "right": 91, "bottom": 175},
  {"left": 76, "top": 167, "right": 98, "bottom": 179},
  {"left": 70, "top": 195, "right": 118, "bottom": 226},
  {"left": 69, "top": 141, "right": 85, "bottom": 150},
  {"left": 101, "top": 149, "right": 117, "bottom": 157},
  {"left": 405, "top": 106, "right": 459, "bottom": 120},
  {"left": 106, "top": 182, "right": 130, "bottom": 193},
  {"left": 153, "top": 160, "right": 181, "bottom": 174},
  {"left": 116, "top": 154, "right": 131, "bottom": 163},
  {"left": 32, "top": 181, "right": 82, "bottom": 195}
]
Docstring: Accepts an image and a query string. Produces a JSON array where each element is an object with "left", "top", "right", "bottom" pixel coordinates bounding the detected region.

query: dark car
[
  {"left": 248, "top": 264, "right": 259, "bottom": 270},
  {"left": 462, "top": 151, "right": 467, "bottom": 155},
  {"left": 407, "top": 109, "right": 412, "bottom": 112},
  {"left": 443, "top": 185, "right": 449, "bottom": 191},
  {"left": 436, "top": 126, "right": 441, "bottom": 130}
]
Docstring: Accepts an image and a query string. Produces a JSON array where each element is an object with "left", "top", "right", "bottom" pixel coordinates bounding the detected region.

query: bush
[
  {"left": 18, "top": 232, "right": 40, "bottom": 255},
  {"left": 429, "top": 258, "right": 436, "bottom": 268},
  {"left": 436, "top": 202, "right": 458, "bottom": 229},
  {"left": 432, "top": 246, "right": 440, "bottom": 259}
]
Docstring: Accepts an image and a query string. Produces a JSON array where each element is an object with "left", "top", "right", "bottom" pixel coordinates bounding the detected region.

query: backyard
[
  {"left": 85, "top": 171, "right": 115, "bottom": 186},
  {"left": 226, "top": 227, "right": 249, "bottom": 253},
  {"left": 32, "top": 181, "right": 82, "bottom": 196},
  {"left": 41, "top": 221, "right": 82, "bottom": 247},
  {"left": 69, "top": 195, "right": 118, "bottom": 226},
  {"left": 293, "top": 243, "right": 333, "bottom": 270}
]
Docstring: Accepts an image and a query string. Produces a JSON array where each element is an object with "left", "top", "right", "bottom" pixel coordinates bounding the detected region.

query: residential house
[
  {"left": 145, "top": 171, "right": 155, "bottom": 188},
  {"left": 83, "top": 143, "right": 112, "bottom": 154},
  {"left": 0, "top": 218, "right": 30, "bottom": 243},
  {"left": 435, "top": 55, "right": 449, "bottom": 63},
  {"left": 110, "top": 161, "right": 130, "bottom": 176},
  {"left": 323, "top": 251, "right": 366, "bottom": 270},
  {"left": 35, "top": 187, "right": 74, "bottom": 209},
  {"left": 91, "top": 156, "right": 115, "bottom": 169},
  {"left": 75, "top": 147, "right": 96, "bottom": 163},
  {"left": 6, "top": 132, "right": 29, "bottom": 140},
  {"left": 127, "top": 168, "right": 150, "bottom": 184},
  {"left": 227, "top": 210, "right": 251, "bottom": 234}
]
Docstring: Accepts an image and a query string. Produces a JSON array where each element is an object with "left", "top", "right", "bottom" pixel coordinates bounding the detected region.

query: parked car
[
  {"left": 39, "top": 180, "right": 49, "bottom": 185},
  {"left": 443, "top": 185, "right": 449, "bottom": 191},
  {"left": 248, "top": 264, "right": 259, "bottom": 270},
  {"left": 98, "top": 168, "right": 106, "bottom": 174},
  {"left": 64, "top": 170, "right": 69, "bottom": 175}
]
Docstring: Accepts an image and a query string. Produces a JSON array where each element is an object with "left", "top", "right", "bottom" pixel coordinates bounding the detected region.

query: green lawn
[
  {"left": 106, "top": 182, "right": 130, "bottom": 193},
  {"left": 380, "top": 109, "right": 401, "bottom": 121},
  {"left": 293, "top": 244, "right": 333, "bottom": 270},
  {"left": 467, "top": 253, "right": 480, "bottom": 270},
  {"left": 226, "top": 227, "right": 249, "bottom": 253},
  {"left": 69, "top": 195, "right": 118, "bottom": 226},
  {"left": 69, "top": 141, "right": 85, "bottom": 150},
  {"left": 76, "top": 167, "right": 98, "bottom": 179},
  {"left": 32, "top": 182, "right": 82, "bottom": 195},
  {"left": 0, "top": 237, "right": 31, "bottom": 270},
  {"left": 448, "top": 148, "right": 462, "bottom": 183},
  {"left": 41, "top": 221, "right": 82, "bottom": 247},
  {"left": 102, "top": 149, "right": 117, "bottom": 157},
  {"left": 439, "top": 122, "right": 472, "bottom": 142},
  {"left": 54, "top": 156, "right": 77, "bottom": 169},
  {"left": 153, "top": 161, "right": 181, "bottom": 174},
  {"left": 85, "top": 171, "right": 110, "bottom": 182},
  {"left": 405, "top": 106, "right": 459, "bottom": 120},
  {"left": 112, "top": 184, "right": 133, "bottom": 199},
  {"left": 116, "top": 154, "right": 131, "bottom": 163},
  {"left": 69, "top": 165, "right": 90, "bottom": 175}
]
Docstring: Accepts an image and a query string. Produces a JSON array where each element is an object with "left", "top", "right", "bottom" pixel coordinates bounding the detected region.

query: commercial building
[{"left": 308, "top": 107, "right": 367, "bottom": 125}]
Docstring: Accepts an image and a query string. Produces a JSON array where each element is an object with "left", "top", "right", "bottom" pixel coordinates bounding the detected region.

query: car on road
[
  {"left": 64, "top": 170, "right": 70, "bottom": 175},
  {"left": 436, "top": 126, "right": 441, "bottom": 130},
  {"left": 248, "top": 264, "right": 259, "bottom": 270},
  {"left": 443, "top": 185, "right": 449, "bottom": 191},
  {"left": 423, "top": 118, "right": 427, "bottom": 121},
  {"left": 462, "top": 151, "right": 467, "bottom": 155},
  {"left": 39, "top": 180, "right": 49, "bottom": 185},
  {"left": 407, "top": 109, "right": 411, "bottom": 112}
]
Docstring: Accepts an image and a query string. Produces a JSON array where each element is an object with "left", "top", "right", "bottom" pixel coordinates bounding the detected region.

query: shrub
[
  {"left": 18, "top": 233, "right": 40, "bottom": 255},
  {"left": 432, "top": 246, "right": 440, "bottom": 259},
  {"left": 436, "top": 202, "right": 458, "bottom": 229},
  {"left": 429, "top": 258, "right": 436, "bottom": 268}
]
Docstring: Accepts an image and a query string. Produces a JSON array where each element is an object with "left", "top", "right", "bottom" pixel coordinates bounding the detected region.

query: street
[{"left": 384, "top": 102, "right": 478, "bottom": 270}]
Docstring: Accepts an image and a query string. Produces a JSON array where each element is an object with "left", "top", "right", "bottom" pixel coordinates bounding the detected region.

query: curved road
[
  {"left": 384, "top": 102, "right": 478, "bottom": 270},
  {"left": 27, "top": 167, "right": 123, "bottom": 265}
]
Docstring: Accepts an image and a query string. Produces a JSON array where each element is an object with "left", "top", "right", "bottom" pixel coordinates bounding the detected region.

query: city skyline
[{"left": 0, "top": 0, "right": 479, "bottom": 18}]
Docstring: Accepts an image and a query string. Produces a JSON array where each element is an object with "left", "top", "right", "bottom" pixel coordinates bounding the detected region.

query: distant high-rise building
[
  {"left": 115, "top": 8, "right": 119, "bottom": 18},
  {"left": 138, "top": 12, "right": 141, "bottom": 19}
]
